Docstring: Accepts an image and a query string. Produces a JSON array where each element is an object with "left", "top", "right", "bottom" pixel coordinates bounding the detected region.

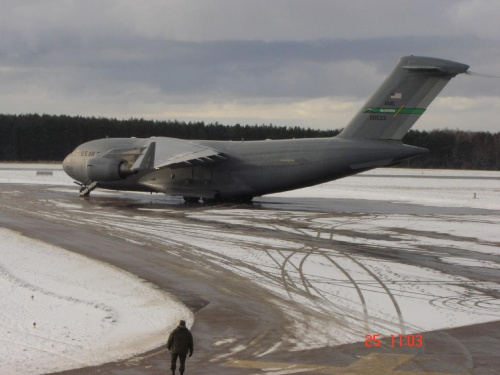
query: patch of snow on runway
[
  {"left": 269, "top": 168, "right": 500, "bottom": 211},
  {"left": 0, "top": 228, "right": 193, "bottom": 375},
  {"left": 0, "top": 164, "right": 72, "bottom": 186},
  {"left": 156, "top": 212, "right": 500, "bottom": 349},
  {"left": 174, "top": 208, "right": 500, "bottom": 350},
  {"left": 312, "top": 214, "right": 500, "bottom": 255}
]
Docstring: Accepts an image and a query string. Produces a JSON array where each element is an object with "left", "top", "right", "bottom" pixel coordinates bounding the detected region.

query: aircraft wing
[
  {"left": 129, "top": 138, "right": 226, "bottom": 171},
  {"left": 128, "top": 138, "right": 227, "bottom": 198},
  {"left": 94, "top": 137, "right": 227, "bottom": 174}
]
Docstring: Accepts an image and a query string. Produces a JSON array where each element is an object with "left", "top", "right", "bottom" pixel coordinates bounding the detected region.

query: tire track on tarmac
[
  {"left": 296, "top": 249, "right": 371, "bottom": 332},
  {"left": 341, "top": 249, "right": 407, "bottom": 335},
  {"left": 321, "top": 253, "right": 370, "bottom": 332},
  {"left": 301, "top": 212, "right": 407, "bottom": 335}
]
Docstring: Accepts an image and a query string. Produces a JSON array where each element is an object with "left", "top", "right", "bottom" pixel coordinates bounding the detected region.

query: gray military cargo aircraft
[{"left": 63, "top": 56, "right": 469, "bottom": 202}]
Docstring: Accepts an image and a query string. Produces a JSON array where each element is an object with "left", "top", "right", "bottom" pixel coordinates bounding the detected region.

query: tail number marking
[{"left": 369, "top": 115, "right": 386, "bottom": 121}]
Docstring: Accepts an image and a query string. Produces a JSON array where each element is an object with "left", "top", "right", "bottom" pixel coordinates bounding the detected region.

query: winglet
[{"left": 132, "top": 141, "right": 156, "bottom": 171}]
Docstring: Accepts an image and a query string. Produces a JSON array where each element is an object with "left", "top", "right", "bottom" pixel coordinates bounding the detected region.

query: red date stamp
[
  {"left": 364, "top": 334, "right": 381, "bottom": 347},
  {"left": 365, "top": 334, "right": 423, "bottom": 348}
]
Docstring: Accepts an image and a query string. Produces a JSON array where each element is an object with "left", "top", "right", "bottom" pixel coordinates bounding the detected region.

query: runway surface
[{"left": 1, "top": 169, "right": 499, "bottom": 374}]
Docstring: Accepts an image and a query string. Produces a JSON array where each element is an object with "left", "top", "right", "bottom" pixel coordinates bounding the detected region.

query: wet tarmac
[{"left": 1, "top": 182, "right": 499, "bottom": 375}]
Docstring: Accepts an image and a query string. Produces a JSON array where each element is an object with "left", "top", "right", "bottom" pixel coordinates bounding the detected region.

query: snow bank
[{"left": 0, "top": 228, "right": 193, "bottom": 375}]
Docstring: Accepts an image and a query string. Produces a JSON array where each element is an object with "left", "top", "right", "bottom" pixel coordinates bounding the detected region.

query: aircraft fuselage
[{"left": 63, "top": 136, "right": 427, "bottom": 200}]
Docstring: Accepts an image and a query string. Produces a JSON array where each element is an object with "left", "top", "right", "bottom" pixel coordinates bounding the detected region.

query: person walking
[{"left": 167, "top": 320, "right": 194, "bottom": 375}]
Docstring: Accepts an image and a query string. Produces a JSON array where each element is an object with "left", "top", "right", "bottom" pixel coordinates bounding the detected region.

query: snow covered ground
[
  {"left": 0, "top": 164, "right": 72, "bottom": 186},
  {"left": 1, "top": 163, "right": 498, "bottom": 209},
  {"left": 0, "top": 226, "right": 192, "bottom": 374},
  {"left": 0, "top": 164, "right": 499, "bottom": 374},
  {"left": 168, "top": 208, "right": 500, "bottom": 350},
  {"left": 269, "top": 168, "right": 500, "bottom": 211}
]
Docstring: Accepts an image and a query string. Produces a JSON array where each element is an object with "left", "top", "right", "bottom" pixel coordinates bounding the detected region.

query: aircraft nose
[
  {"left": 62, "top": 154, "right": 70, "bottom": 170},
  {"left": 62, "top": 154, "right": 76, "bottom": 179}
]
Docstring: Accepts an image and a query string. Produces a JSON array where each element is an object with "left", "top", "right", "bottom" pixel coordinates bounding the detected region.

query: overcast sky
[{"left": 1, "top": 0, "right": 499, "bottom": 132}]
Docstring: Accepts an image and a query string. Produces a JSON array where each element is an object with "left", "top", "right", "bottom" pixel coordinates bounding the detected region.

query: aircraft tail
[{"left": 338, "top": 56, "right": 469, "bottom": 141}]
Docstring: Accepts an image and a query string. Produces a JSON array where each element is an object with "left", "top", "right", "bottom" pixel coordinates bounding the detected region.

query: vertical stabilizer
[{"left": 338, "top": 56, "right": 469, "bottom": 140}]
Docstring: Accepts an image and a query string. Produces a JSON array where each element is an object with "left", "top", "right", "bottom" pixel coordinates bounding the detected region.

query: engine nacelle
[{"left": 86, "top": 157, "right": 134, "bottom": 181}]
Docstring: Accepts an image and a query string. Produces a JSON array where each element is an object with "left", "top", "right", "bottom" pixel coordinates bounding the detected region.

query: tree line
[
  {"left": 0, "top": 114, "right": 498, "bottom": 170},
  {"left": 400, "top": 128, "right": 500, "bottom": 170}
]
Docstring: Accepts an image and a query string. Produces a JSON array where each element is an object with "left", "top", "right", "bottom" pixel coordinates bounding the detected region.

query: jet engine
[{"left": 86, "top": 157, "right": 135, "bottom": 181}]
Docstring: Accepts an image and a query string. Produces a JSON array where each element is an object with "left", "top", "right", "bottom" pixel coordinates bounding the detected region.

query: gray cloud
[
  {"left": 0, "top": 1, "right": 499, "bottom": 131},
  {"left": 4, "top": 0, "right": 496, "bottom": 41},
  {"left": 4, "top": 36, "right": 498, "bottom": 97}
]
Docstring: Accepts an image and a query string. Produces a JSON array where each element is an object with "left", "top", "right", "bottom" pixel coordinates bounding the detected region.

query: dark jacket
[{"left": 167, "top": 326, "right": 194, "bottom": 355}]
